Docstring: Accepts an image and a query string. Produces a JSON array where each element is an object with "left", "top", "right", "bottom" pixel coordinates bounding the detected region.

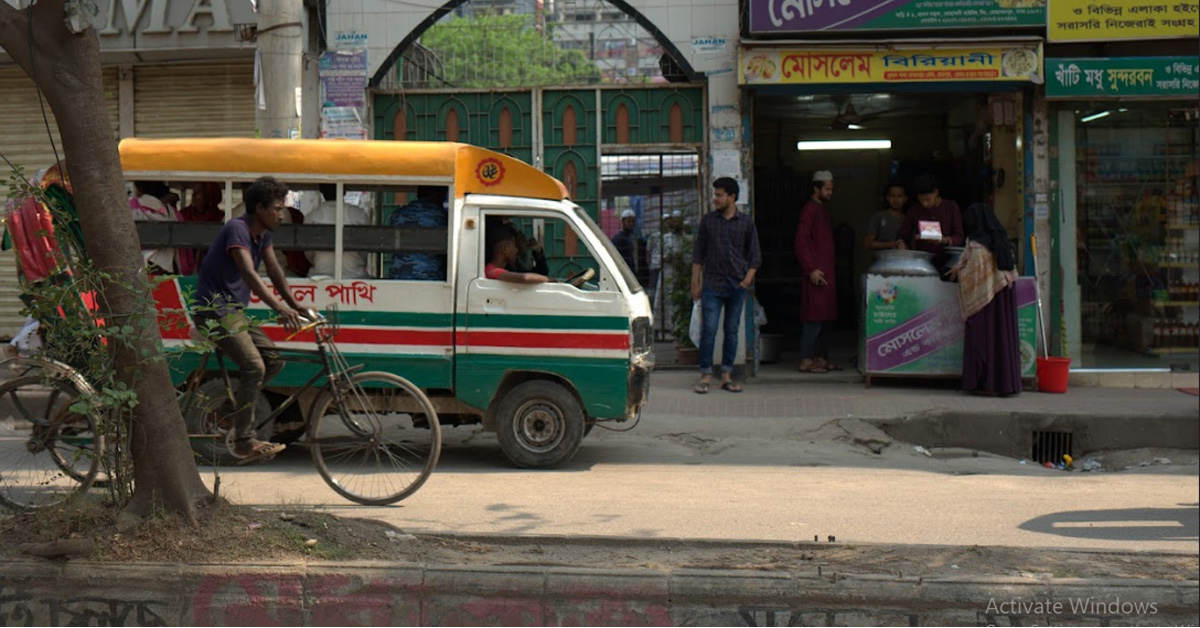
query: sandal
[
  {"left": 232, "top": 439, "right": 286, "bottom": 466},
  {"left": 694, "top": 380, "right": 710, "bottom": 394},
  {"left": 720, "top": 381, "right": 743, "bottom": 393},
  {"left": 798, "top": 364, "right": 829, "bottom": 374}
]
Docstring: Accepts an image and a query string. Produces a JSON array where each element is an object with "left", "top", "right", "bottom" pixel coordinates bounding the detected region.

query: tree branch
[{"left": 0, "top": 2, "right": 32, "bottom": 71}]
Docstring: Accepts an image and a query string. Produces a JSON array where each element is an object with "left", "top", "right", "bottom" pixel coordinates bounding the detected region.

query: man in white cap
[
  {"left": 794, "top": 170, "right": 839, "bottom": 373},
  {"left": 647, "top": 209, "right": 684, "bottom": 322},
  {"left": 611, "top": 208, "right": 647, "bottom": 285}
]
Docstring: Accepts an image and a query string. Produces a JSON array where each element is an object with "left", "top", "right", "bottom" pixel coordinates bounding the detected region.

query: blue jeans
[{"left": 698, "top": 287, "right": 746, "bottom": 375}]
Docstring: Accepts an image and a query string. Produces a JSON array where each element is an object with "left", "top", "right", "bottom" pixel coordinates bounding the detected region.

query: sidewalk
[{"left": 640, "top": 362, "right": 1200, "bottom": 459}]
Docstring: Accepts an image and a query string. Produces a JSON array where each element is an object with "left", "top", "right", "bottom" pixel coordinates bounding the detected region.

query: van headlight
[{"left": 631, "top": 316, "right": 652, "bottom": 354}]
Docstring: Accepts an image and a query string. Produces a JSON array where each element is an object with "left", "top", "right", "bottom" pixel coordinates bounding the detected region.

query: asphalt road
[
  {"left": 197, "top": 374, "right": 1199, "bottom": 553},
  {"left": 4, "top": 369, "right": 1197, "bottom": 551}
]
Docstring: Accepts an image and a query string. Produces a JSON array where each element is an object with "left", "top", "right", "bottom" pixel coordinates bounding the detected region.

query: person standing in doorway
[
  {"left": 691, "top": 178, "right": 761, "bottom": 394},
  {"left": 864, "top": 181, "right": 908, "bottom": 251},
  {"left": 795, "top": 170, "right": 839, "bottom": 374},
  {"left": 612, "top": 208, "right": 648, "bottom": 286},
  {"left": 896, "top": 173, "right": 964, "bottom": 265}
]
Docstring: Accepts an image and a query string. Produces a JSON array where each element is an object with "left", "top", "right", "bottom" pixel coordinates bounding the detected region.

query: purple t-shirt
[{"left": 196, "top": 215, "right": 272, "bottom": 317}]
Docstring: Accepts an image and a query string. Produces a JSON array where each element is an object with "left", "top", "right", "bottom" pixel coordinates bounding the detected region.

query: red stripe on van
[
  {"left": 461, "top": 330, "right": 629, "bottom": 351},
  {"left": 262, "top": 327, "right": 454, "bottom": 346},
  {"left": 153, "top": 280, "right": 192, "bottom": 340}
]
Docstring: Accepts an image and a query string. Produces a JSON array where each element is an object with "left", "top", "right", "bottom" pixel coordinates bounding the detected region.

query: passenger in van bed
[
  {"left": 307, "top": 184, "right": 371, "bottom": 280},
  {"left": 388, "top": 186, "right": 449, "bottom": 280}
]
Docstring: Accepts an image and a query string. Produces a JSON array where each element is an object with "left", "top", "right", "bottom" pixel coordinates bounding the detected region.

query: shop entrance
[{"left": 750, "top": 89, "right": 1026, "bottom": 369}]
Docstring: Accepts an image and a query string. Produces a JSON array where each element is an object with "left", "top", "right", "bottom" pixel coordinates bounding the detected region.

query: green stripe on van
[
  {"left": 244, "top": 308, "right": 453, "bottom": 328},
  {"left": 465, "top": 314, "right": 628, "bottom": 330},
  {"left": 457, "top": 353, "right": 628, "bottom": 418}
]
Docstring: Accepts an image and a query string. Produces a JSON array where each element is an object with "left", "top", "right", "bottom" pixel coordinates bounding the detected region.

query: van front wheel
[{"left": 496, "top": 381, "right": 584, "bottom": 469}]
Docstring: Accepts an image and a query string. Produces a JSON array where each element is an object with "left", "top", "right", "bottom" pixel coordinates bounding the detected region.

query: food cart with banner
[{"left": 860, "top": 274, "right": 1038, "bottom": 387}]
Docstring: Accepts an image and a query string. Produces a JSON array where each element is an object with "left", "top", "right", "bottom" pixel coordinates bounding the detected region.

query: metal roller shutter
[
  {"left": 0, "top": 66, "right": 119, "bottom": 338},
  {"left": 134, "top": 61, "right": 255, "bottom": 138}
]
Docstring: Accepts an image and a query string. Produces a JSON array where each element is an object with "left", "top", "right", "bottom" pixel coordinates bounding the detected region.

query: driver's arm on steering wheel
[{"left": 493, "top": 269, "right": 553, "bottom": 284}]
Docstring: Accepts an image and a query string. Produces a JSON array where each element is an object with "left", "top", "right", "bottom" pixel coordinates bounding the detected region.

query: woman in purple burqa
[{"left": 948, "top": 203, "right": 1021, "bottom": 396}]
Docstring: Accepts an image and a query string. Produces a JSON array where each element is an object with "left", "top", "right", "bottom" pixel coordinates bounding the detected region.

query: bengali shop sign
[
  {"left": 1048, "top": 0, "right": 1199, "bottom": 41},
  {"left": 1047, "top": 56, "right": 1200, "bottom": 98},
  {"left": 740, "top": 45, "right": 1043, "bottom": 86},
  {"left": 749, "top": 0, "right": 1046, "bottom": 33}
]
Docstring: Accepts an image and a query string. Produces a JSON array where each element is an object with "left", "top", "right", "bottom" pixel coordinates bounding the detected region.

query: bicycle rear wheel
[
  {"left": 308, "top": 371, "right": 441, "bottom": 505},
  {"left": 0, "top": 373, "right": 103, "bottom": 510}
]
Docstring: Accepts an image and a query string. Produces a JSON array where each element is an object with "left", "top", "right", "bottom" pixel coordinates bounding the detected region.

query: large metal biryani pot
[{"left": 867, "top": 249, "right": 939, "bottom": 276}]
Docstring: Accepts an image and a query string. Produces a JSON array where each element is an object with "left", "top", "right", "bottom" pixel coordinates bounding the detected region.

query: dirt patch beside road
[{"left": 2, "top": 500, "right": 1194, "bottom": 583}]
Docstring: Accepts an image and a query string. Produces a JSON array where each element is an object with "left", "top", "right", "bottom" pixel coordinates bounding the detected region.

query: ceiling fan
[{"left": 831, "top": 100, "right": 865, "bottom": 130}]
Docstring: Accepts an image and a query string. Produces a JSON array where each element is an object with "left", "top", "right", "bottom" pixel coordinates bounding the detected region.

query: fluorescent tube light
[
  {"left": 1080, "top": 111, "right": 1111, "bottom": 123},
  {"left": 847, "top": 124, "right": 867, "bottom": 130},
  {"left": 796, "top": 139, "right": 891, "bottom": 151}
]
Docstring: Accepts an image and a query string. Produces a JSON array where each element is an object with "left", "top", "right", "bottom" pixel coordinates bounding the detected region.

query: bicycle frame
[{"left": 177, "top": 318, "right": 362, "bottom": 438}]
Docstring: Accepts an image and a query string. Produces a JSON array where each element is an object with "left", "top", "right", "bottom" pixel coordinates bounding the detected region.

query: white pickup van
[{"left": 120, "top": 138, "right": 654, "bottom": 468}]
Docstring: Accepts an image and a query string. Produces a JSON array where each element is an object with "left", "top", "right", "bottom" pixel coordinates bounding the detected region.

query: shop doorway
[{"left": 750, "top": 90, "right": 1025, "bottom": 368}]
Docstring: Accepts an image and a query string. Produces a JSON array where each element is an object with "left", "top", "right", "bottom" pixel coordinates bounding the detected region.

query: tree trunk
[{"left": 0, "top": 1, "right": 211, "bottom": 524}]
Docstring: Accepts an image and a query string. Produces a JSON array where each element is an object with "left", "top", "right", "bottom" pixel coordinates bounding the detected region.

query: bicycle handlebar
[{"left": 284, "top": 312, "right": 325, "bottom": 342}]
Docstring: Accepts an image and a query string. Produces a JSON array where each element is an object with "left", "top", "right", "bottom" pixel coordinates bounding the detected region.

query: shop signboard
[
  {"left": 749, "top": 0, "right": 1046, "bottom": 34},
  {"left": 1048, "top": 0, "right": 1199, "bottom": 42},
  {"left": 1046, "top": 56, "right": 1200, "bottom": 98},
  {"left": 740, "top": 44, "right": 1043, "bottom": 86},
  {"left": 862, "top": 275, "right": 1037, "bottom": 377}
]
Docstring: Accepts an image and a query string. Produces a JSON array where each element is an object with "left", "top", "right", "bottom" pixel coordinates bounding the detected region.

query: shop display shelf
[
  {"left": 1159, "top": 262, "right": 1200, "bottom": 268},
  {"left": 1154, "top": 301, "right": 1200, "bottom": 307},
  {"left": 1167, "top": 224, "right": 1200, "bottom": 230}
]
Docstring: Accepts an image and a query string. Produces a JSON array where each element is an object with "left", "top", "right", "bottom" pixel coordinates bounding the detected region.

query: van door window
[{"left": 484, "top": 215, "right": 604, "bottom": 291}]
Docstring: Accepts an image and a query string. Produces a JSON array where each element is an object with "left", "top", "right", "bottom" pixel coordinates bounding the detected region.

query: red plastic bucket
[{"left": 1036, "top": 357, "right": 1071, "bottom": 393}]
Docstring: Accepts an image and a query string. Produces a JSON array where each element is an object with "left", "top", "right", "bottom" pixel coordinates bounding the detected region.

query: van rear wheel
[{"left": 496, "top": 380, "right": 584, "bottom": 469}]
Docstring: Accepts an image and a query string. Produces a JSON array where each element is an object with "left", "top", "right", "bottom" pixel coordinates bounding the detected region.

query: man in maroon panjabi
[
  {"left": 794, "top": 170, "right": 839, "bottom": 374},
  {"left": 896, "top": 173, "right": 964, "bottom": 266}
]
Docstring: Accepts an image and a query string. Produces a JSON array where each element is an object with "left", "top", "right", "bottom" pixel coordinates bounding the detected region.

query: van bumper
[{"left": 625, "top": 349, "right": 655, "bottom": 419}]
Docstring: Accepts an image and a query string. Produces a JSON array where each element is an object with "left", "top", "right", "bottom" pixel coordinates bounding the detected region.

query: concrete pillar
[{"left": 256, "top": 0, "right": 304, "bottom": 139}]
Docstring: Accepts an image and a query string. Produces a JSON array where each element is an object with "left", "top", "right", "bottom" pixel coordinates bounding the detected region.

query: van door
[{"left": 457, "top": 209, "right": 633, "bottom": 426}]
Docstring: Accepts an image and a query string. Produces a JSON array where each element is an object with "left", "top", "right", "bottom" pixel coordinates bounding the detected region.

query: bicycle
[
  {"left": 178, "top": 306, "right": 441, "bottom": 505},
  {"left": 0, "top": 355, "right": 107, "bottom": 511}
]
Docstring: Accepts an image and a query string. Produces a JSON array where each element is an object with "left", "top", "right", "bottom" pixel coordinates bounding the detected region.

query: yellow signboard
[
  {"left": 1048, "top": 0, "right": 1199, "bottom": 42},
  {"left": 739, "top": 45, "right": 1043, "bottom": 86}
]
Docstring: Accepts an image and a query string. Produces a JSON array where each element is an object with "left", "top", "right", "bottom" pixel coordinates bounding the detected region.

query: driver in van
[
  {"left": 485, "top": 224, "right": 553, "bottom": 284},
  {"left": 194, "top": 176, "right": 304, "bottom": 465}
]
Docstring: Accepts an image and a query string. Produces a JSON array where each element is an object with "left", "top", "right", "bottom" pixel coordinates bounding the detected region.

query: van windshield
[{"left": 573, "top": 205, "right": 643, "bottom": 293}]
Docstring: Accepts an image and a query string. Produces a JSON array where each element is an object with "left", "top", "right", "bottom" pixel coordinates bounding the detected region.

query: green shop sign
[{"left": 1046, "top": 56, "right": 1199, "bottom": 98}]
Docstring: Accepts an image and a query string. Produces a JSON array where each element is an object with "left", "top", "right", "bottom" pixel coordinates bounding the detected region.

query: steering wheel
[{"left": 562, "top": 267, "right": 595, "bottom": 288}]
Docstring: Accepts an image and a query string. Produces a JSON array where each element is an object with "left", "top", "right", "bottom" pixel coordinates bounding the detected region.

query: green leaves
[{"left": 421, "top": 14, "right": 602, "bottom": 88}]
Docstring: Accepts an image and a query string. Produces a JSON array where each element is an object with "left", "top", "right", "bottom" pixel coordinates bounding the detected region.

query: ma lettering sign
[{"left": 95, "top": 0, "right": 255, "bottom": 50}]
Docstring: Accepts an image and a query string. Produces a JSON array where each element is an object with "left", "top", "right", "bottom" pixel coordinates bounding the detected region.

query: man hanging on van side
[{"left": 194, "top": 176, "right": 304, "bottom": 465}]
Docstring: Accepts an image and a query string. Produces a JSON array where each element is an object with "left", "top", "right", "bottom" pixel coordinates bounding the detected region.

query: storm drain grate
[{"left": 1031, "top": 430, "right": 1074, "bottom": 466}]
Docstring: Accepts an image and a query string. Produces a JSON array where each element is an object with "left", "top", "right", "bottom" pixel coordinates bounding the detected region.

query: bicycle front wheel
[
  {"left": 308, "top": 372, "right": 441, "bottom": 505},
  {"left": 0, "top": 372, "right": 103, "bottom": 510}
]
